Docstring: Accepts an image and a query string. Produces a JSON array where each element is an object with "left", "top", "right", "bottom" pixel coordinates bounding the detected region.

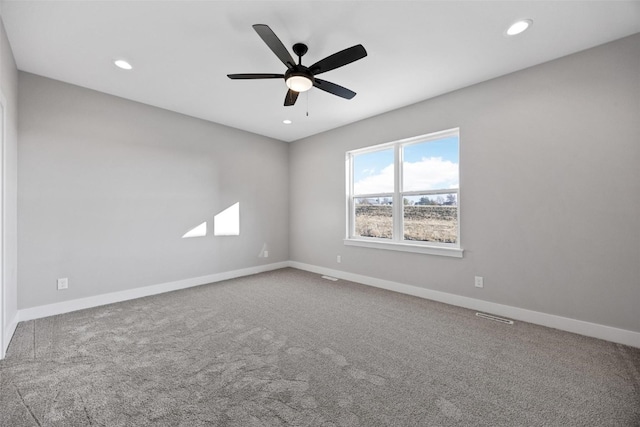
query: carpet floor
[{"left": 1, "top": 268, "right": 639, "bottom": 426}]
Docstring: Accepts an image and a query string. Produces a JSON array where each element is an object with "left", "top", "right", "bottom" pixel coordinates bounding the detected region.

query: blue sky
[
  {"left": 404, "top": 136, "right": 459, "bottom": 163},
  {"left": 353, "top": 148, "right": 394, "bottom": 189},
  {"left": 353, "top": 136, "right": 459, "bottom": 194}
]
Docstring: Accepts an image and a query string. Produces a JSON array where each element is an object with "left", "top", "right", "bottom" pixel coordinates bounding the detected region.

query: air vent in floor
[{"left": 476, "top": 312, "right": 514, "bottom": 325}]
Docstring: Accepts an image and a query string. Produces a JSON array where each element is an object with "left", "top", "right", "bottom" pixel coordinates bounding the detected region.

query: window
[{"left": 345, "top": 128, "right": 462, "bottom": 257}]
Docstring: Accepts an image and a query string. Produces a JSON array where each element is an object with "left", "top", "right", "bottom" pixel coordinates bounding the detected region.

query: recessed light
[
  {"left": 114, "top": 59, "right": 133, "bottom": 70},
  {"left": 283, "top": 119, "right": 292, "bottom": 125},
  {"left": 506, "top": 19, "right": 532, "bottom": 36}
]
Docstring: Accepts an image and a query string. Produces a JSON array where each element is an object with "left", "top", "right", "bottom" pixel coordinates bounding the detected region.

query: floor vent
[
  {"left": 476, "top": 312, "right": 514, "bottom": 325},
  {"left": 321, "top": 275, "right": 339, "bottom": 281}
]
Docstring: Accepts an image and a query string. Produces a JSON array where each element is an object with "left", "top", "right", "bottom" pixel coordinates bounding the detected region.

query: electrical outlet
[
  {"left": 57, "top": 278, "right": 68, "bottom": 290},
  {"left": 264, "top": 250, "right": 269, "bottom": 258},
  {"left": 474, "top": 276, "right": 484, "bottom": 288},
  {"left": 337, "top": 255, "right": 341, "bottom": 263}
]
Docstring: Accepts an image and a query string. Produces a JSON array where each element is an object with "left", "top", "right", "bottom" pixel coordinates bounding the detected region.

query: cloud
[
  {"left": 354, "top": 157, "right": 458, "bottom": 195},
  {"left": 354, "top": 163, "right": 394, "bottom": 194},
  {"left": 403, "top": 157, "right": 459, "bottom": 191},
  {"left": 361, "top": 168, "right": 376, "bottom": 176}
]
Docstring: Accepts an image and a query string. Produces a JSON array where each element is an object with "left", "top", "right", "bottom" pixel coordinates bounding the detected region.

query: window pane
[
  {"left": 353, "top": 149, "right": 394, "bottom": 195},
  {"left": 403, "top": 194, "right": 457, "bottom": 243},
  {"left": 354, "top": 198, "right": 393, "bottom": 239},
  {"left": 403, "top": 136, "right": 459, "bottom": 192}
]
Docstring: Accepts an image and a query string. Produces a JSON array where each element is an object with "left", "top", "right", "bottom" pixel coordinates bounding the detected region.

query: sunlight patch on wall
[
  {"left": 258, "top": 243, "right": 269, "bottom": 257},
  {"left": 182, "top": 221, "right": 207, "bottom": 238},
  {"left": 214, "top": 202, "right": 240, "bottom": 236}
]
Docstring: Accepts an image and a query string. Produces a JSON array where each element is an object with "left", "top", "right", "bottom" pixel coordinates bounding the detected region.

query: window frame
[{"left": 344, "top": 128, "right": 463, "bottom": 258}]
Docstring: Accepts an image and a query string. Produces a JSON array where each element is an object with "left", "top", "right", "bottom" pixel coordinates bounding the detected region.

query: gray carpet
[{"left": 1, "top": 268, "right": 639, "bottom": 426}]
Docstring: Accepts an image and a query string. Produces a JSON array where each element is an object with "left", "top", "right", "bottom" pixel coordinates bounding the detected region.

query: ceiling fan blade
[
  {"left": 253, "top": 24, "right": 296, "bottom": 69},
  {"left": 284, "top": 89, "right": 299, "bottom": 106},
  {"left": 309, "top": 44, "right": 367, "bottom": 75},
  {"left": 313, "top": 78, "right": 356, "bottom": 99},
  {"left": 227, "top": 73, "right": 284, "bottom": 79}
]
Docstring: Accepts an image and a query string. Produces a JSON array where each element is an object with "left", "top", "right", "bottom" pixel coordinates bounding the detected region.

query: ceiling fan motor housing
[{"left": 285, "top": 66, "right": 315, "bottom": 89}]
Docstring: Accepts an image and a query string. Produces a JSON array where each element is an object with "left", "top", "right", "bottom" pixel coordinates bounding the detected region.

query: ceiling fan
[{"left": 227, "top": 24, "right": 367, "bottom": 106}]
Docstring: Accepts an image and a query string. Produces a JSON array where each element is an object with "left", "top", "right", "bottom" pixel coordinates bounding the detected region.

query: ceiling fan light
[{"left": 286, "top": 75, "right": 313, "bottom": 92}]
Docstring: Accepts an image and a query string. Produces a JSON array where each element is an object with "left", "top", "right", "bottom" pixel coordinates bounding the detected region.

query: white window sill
[{"left": 343, "top": 239, "right": 464, "bottom": 258}]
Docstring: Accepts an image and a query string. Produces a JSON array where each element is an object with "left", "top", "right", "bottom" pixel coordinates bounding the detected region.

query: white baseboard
[
  {"left": 10, "top": 260, "right": 640, "bottom": 350},
  {"left": 17, "top": 261, "right": 289, "bottom": 323},
  {"left": 1, "top": 313, "right": 19, "bottom": 359},
  {"left": 289, "top": 261, "right": 640, "bottom": 349}
]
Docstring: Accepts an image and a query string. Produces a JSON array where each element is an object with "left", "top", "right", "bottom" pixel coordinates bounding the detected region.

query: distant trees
[
  {"left": 416, "top": 197, "right": 437, "bottom": 206},
  {"left": 414, "top": 194, "right": 457, "bottom": 206},
  {"left": 359, "top": 194, "right": 457, "bottom": 206},
  {"left": 356, "top": 197, "right": 392, "bottom": 205}
]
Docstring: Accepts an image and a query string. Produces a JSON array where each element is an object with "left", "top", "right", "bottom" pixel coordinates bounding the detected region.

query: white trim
[
  {"left": 344, "top": 153, "right": 352, "bottom": 239},
  {"left": 344, "top": 238, "right": 464, "bottom": 258},
  {"left": 0, "top": 91, "right": 5, "bottom": 359},
  {"left": 3, "top": 312, "right": 17, "bottom": 356},
  {"left": 17, "top": 262, "right": 289, "bottom": 322},
  {"left": 288, "top": 261, "right": 640, "bottom": 349},
  {"left": 9, "top": 260, "right": 640, "bottom": 351},
  {"left": 393, "top": 143, "right": 402, "bottom": 242}
]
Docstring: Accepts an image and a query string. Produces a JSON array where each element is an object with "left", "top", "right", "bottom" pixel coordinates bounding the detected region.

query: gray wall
[
  {"left": 289, "top": 34, "right": 640, "bottom": 333},
  {"left": 1, "top": 15, "right": 19, "bottom": 346},
  {"left": 18, "top": 73, "right": 289, "bottom": 309}
]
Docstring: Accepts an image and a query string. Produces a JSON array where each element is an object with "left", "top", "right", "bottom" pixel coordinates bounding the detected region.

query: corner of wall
[{"left": 0, "top": 14, "right": 20, "bottom": 359}]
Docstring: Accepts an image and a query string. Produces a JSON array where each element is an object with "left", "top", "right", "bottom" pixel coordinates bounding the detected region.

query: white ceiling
[{"left": 1, "top": 1, "right": 639, "bottom": 142}]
